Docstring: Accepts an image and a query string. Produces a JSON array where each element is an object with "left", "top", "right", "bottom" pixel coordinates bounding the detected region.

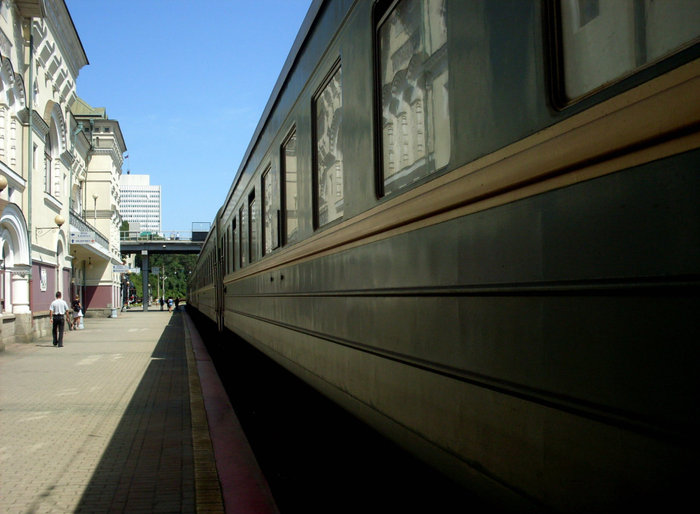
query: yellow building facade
[{"left": 0, "top": 0, "right": 126, "bottom": 350}]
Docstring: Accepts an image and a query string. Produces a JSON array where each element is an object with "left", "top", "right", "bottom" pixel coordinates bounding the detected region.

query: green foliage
[{"left": 128, "top": 253, "right": 196, "bottom": 300}]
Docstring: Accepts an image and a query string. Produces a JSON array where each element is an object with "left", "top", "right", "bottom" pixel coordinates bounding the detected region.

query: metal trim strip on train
[{"left": 189, "top": 1, "right": 700, "bottom": 511}]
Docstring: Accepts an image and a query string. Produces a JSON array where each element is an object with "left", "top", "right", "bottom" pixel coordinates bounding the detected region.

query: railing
[
  {"left": 70, "top": 209, "right": 110, "bottom": 249},
  {"left": 120, "top": 231, "right": 194, "bottom": 241}
]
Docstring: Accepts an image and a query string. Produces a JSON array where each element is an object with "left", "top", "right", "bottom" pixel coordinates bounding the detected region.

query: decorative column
[{"left": 11, "top": 271, "right": 30, "bottom": 314}]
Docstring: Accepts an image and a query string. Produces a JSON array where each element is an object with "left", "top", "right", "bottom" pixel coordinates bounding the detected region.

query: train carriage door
[{"left": 216, "top": 232, "right": 225, "bottom": 332}]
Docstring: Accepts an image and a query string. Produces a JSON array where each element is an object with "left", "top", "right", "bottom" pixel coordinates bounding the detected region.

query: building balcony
[{"left": 69, "top": 209, "right": 111, "bottom": 260}]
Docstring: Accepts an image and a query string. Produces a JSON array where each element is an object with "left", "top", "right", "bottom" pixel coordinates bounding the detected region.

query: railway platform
[{"left": 0, "top": 307, "right": 278, "bottom": 514}]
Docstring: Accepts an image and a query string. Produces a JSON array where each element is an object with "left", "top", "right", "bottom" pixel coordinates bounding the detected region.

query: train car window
[
  {"left": 313, "top": 63, "right": 344, "bottom": 227},
  {"left": 556, "top": 0, "right": 700, "bottom": 102},
  {"left": 282, "top": 128, "right": 298, "bottom": 244},
  {"left": 376, "top": 0, "right": 450, "bottom": 197},
  {"left": 231, "top": 218, "right": 237, "bottom": 272},
  {"left": 228, "top": 228, "right": 232, "bottom": 273},
  {"left": 222, "top": 233, "right": 226, "bottom": 275},
  {"left": 228, "top": 227, "right": 232, "bottom": 273},
  {"left": 262, "top": 166, "right": 280, "bottom": 255},
  {"left": 248, "top": 190, "right": 257, "bottom": 263},
  {"left": 222, "top": 234, "right": 226, "bottom": 275},
  {"left": 239, "top": 206, "right": 247, "bottom": 268},
  {"left": 220, "top": 236, "right": 225, "bottom": 277}
]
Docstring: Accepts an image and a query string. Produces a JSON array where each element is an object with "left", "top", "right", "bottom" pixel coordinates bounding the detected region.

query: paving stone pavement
[{"left": 0, "top": 308, "right": 223, "bottom": 513}]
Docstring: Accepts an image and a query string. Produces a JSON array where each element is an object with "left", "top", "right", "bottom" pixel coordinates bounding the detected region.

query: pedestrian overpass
[
  {"left": 120, "top": 238, "right": 203, "bottom": 255},
  {"left": 119, "top": 227, "right": 207, "bottom": 311}
]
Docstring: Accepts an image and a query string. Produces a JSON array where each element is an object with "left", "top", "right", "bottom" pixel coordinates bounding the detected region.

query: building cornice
[
  {"left": 2, "top": 60, "right": 27, "bottom": 110},
  {"left": 18, "top": 108, "right": 49, "bottom": 142},
  {"left": 91, "top": 145, "right": 125, "bottom": 167},
  {"left": 60, "top": 149, "right": 74, "bottom": 166},
  {"left": 41, "top": 0, "right": 88, "bottom": 78},
  {"left": 15, "top": 0, "right": 45, "bottom": 18}
]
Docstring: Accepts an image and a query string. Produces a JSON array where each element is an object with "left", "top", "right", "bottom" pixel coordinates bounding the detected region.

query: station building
[
  {"left": 70, "top": 98, "right": 126, "bottom": 320},
  {"left": 0, "top": 0, "right": 127, "bottom": 350}
]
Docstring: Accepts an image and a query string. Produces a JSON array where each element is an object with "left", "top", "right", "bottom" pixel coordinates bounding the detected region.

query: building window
[
  {"left": 44, "top": 131, "right": 53, "bottom": 195},
  {"left": 314, "top": 63, "right": 343, "bottom": 228}
]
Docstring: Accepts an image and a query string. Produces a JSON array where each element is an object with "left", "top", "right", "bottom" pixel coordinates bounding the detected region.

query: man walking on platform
[{"left": 49, "top": 291, "right": 70, "bottom": 347}]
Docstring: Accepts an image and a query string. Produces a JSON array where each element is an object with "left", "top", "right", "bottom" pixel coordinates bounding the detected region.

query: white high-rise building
[{"left": 119, "top": 174, "right": 162, "bottom": 234}]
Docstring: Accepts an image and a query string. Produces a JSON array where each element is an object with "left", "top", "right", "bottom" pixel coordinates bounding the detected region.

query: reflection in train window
[
  {"left": 227, "top": 229, "right": 232, "bottom": 274},
  {"left": 262, "top": 166, "right": 279, "bottom": 255},
  {"left": 377, "top": 0, "right": 450, "bottom": 196},
  {"left": 239, "top": 206, "right": 247, "bottom": 268},
  {"left": 559, "top": 0, "right": 700, "bottom": 101},
  {"left": 283, "top": 129, "right": 298, "bottom": 244},
  {"left": 231, "top": 218, "right": 237, "bottom": 272},
  {"left": 223, "top": 231, "right": 227, "bottom": 274},
  {"left": 314, "top": 64, "right": 343, "bottom": 227},
  {"left": 248, "top": 189, "right": 257, "bottom": 263},
  {"left": 220, "top": 235, "right": 224, "bottom": 276}
]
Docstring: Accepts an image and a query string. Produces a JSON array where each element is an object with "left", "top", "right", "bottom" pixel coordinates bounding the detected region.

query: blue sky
[{"left": 65, "top": 0, "right": 312, "bottom": 233}]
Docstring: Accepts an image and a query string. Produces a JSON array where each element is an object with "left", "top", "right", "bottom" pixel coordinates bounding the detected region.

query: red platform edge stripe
[{"left": 185, "top": 313, "right": 280, "bottom": 514}]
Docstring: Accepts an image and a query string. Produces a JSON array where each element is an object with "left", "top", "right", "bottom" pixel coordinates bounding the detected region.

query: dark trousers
[{"left": 52, "top": 315, "right": 65, "bottom": 346}]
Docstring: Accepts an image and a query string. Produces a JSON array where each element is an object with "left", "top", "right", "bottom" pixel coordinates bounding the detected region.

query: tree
[{"left": 130, "top": 253, "right": 197, "bottom": 300}]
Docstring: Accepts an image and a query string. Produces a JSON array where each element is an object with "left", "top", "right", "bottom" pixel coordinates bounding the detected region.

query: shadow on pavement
[{"left": 74, "top": 312, "right": 195, "bottom": 513}]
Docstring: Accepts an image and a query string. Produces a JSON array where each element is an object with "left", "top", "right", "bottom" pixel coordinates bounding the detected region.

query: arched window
[
  {"left": 45, "top": 111, "right": 63, "bottom": 197},
  {"left": 44, "top": 129, "right": 53, "bottom": 194}
]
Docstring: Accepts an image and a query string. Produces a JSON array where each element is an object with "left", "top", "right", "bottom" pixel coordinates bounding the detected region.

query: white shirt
[{"left": 49, "top": 298, "right": 69, "bottom": 316}]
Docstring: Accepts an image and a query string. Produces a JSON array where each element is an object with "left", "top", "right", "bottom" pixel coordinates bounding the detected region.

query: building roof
[
  {"left": 72, "top": 96, "right": 127, "bottom": 153},
  {"left": 71, "top": 97, "right": 107, "bottom": 118}
]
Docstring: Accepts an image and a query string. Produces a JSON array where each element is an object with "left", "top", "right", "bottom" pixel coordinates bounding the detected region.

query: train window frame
[
  {"left": 239, "top": 205, "right": 246, "bottom": 268},
  {"left": 219, "top": 235, "right": 225, "bottom": 278},
  {"left": 281, "top": 126, "right": 298, "bottom": 246},
  {"left": 312, "top": 58, "right": 344, "bottom": 230},
  {"left": 231, "top": 217, "right": 237, "bottom": 272},
  {"left": 221, "top": 233, "right": 226, "bottom": 275},
  {"left": 373, "top": 0, "right": 452, "bottom": 199},
  {"left": 546, "top": 0, "right": 700, "bottom": 109},
  {"left": 248, "top": 189, "right": 257, "bottom": 264},
  {"left": 262, "top": 164, "right": 280, "bottom": 256},
  {"left": 226, "top": 225, "right": 231, "bottom": 274}
]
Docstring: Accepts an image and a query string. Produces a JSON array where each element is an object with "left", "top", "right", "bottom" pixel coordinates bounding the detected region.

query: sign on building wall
[
  {"left": 70, "top": 232, "right": 96, "bottom": 244},
  {"left": 40, "top": 269, "right": 47, "bottom": 292}
]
